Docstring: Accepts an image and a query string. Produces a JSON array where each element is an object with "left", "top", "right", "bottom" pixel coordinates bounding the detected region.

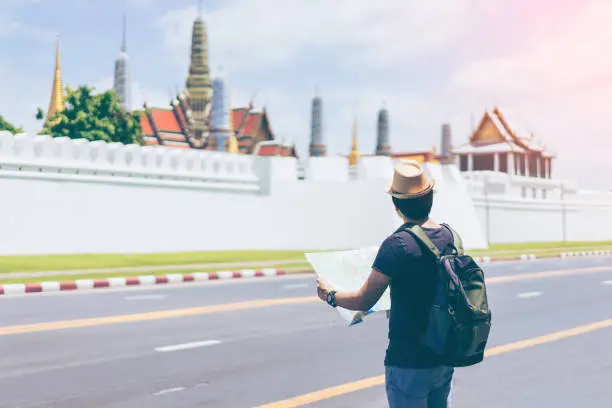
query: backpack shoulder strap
[
  {"left": 441, "top": 223, "right": 465, "bottom": 256},
  {"left": 405, "top": 225, "right": 441, "bottom": 259}
]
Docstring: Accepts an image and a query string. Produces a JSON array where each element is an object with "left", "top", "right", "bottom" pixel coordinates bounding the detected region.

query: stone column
[
  {"left": 468, "top": 153, "right": 474, "bottom": 171},
  {"left": 536, "top": 156, "right": 541, "bottom": 178},
  {"left": 524, "top": 154, "right": 529, "bottom": 177},
  {"left": 507, "top": 152, "right": 515, "bottom": 175},
  {"left": 494, "top": 153, "right": 500, "bottom": 172},
  {"left": 548, "top": 158, "right": 553, "bottom": 179}
]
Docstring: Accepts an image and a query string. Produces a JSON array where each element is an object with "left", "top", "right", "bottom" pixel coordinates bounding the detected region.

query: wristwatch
[{"left": 326, "top": 290, "right": 337, "bottom": 308}]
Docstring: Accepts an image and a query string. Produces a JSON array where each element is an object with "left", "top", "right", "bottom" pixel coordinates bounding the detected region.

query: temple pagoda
[
  {"left": 453, "top": 107, "right": 555, "bottom": 178},
  {"left": 138, "top": 9, "right": 295, "bottom": 157}
]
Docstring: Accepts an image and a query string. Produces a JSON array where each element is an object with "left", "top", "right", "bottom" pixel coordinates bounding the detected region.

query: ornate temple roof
[
  {"left": 139, "top": 100, "right": 294, "bottom": 156},
  {"left": 458, "top": 107, "right": 555, "bottom": 157}
]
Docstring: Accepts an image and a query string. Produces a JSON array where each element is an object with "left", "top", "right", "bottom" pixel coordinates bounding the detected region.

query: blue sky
[{"left": 1, "top": 0, "right": 611, "bottom": 188}]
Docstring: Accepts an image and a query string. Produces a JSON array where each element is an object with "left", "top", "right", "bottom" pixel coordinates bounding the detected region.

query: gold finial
[
  {"left": 227, "top": 132, "right": 239, "bottom": 154},
  {"left": 47, "top": 34, "right": 65, "bottom": 121},
  {"left": 348, "top": 117, "right": 360, "bottom": 166}
]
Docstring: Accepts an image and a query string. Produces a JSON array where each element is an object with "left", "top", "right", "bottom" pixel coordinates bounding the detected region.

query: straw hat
[{"left": 388, "top": 160, "right": 435, "bottom": 199}]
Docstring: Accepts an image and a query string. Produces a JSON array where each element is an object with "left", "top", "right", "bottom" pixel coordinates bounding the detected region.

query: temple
[
  {"left": 453, "top": 107, "right": 555, "bottom": 178},
  {"left": 390, "top": 108, "right": 555, "bottom": 179},
  {"left": 138, "top": 11, "right": 295, "bottom": 157}
]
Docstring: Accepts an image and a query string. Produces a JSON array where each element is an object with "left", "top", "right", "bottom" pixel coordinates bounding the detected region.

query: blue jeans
[{"left": 385, "top": 366, "right": 454, "bottom": 408}]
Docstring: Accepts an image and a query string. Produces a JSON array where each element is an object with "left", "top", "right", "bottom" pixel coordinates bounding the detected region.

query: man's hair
[{"left": 392, "top": 190, "right": 434, "bottom": 220}]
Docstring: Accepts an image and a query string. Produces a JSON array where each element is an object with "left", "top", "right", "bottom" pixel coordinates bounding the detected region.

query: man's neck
[{"left": 402, "top": 217, "right": 439, "bottom": 229}]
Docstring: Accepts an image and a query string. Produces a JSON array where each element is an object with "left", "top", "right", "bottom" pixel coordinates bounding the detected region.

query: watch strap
[{"left": 326, "top": 290, "right": 337, "bottom": 308}]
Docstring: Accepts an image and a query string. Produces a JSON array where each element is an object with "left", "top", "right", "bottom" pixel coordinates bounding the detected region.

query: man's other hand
[{"left": 316, "top": 278, "right": 332, "bottom": 302}]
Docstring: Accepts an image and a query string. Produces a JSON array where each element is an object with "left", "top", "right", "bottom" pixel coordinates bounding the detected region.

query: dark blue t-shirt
[{"left": 372, "top": 223, "right": 454, "bottom": 368}]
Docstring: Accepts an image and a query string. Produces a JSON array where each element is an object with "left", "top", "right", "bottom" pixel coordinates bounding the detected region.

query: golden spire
[
  {"left": 47, "top": 35, "right": 65, "bottom": 120},
  {"left": 348, "top": 117, "right": 360, "bottom": 166}
]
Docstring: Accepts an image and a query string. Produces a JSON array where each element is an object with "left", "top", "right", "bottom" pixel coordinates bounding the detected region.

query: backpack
[{"left": 404, "top": 223, "right": 492, "bottom": 367}]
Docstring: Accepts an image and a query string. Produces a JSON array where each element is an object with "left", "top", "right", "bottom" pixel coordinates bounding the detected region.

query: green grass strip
[{"left": 0, "top": 251, "right": 312, "bottom": 274}]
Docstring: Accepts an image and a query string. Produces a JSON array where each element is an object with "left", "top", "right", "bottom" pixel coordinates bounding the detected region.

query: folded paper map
[{"left": 305, "top": 247, "right": 391, "bottom": 326}]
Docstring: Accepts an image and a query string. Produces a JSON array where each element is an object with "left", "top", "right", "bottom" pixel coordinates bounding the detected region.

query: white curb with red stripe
[
  {"left": 2, "top": 249, "right": 611, "bottom": 296},
  {"left": 0, "top": 268, "right": 288, "bottom": 296},
  {"left": 473, "top": 249, "right": 612, "bottom": 264}
]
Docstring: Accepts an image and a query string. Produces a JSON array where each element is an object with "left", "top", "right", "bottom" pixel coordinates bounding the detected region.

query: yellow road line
[
  {"left": 488, "top": 265, "right": 612, "bottom": 284},
  {"left": 0, "top": 296, "right": 318, "bottom": 336},
  {"left": 0, "top": 265, "right": 610, "bottom": 337},
  {"left": 256, "top": 318, "right": 612, "bottom": 408}
]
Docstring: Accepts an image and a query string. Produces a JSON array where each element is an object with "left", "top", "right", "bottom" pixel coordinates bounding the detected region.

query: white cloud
[
  {"left": 442, "top": 0, "right": 612, "bottom": 187},
  {"left": 156, "top": 0, "right": 477, "bottom": 72},
  {"left": 450, "top": 0, "right": 612, "bottom": 98}
]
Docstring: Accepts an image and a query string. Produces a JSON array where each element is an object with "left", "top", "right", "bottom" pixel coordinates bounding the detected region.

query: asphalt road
[{"left": 0, "top": 256, "right": 611, "bottom": 407}]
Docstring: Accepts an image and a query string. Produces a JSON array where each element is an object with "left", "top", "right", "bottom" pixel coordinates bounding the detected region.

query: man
[{"left": 317, "top": 160, "right": 456, "bottom": 408}]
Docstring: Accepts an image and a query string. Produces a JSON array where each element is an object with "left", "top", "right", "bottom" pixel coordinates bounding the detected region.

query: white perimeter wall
[
  {"left": 466, "top": 171, "right": 612, "bottom": 243},
  {"left": 5, "top": 132, "right": 612, "bottom": 254},
  {"left": 0, "top": 132, "right": 489, "bottom": 254}
]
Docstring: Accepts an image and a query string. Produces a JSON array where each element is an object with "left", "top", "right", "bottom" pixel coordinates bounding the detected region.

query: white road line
[
  {"left": 125, "top": 294, "right": 168, "bottom": 300},
  {"left": 602, "top": 280, "right": 612, "bottom": 286},
  {"left": 155, "top": 340, "right": 222, "bottom": 352},
  {"left": 517, "top": 291, "right": 542, "bottom": 299},
  {"left": 282, "top": 283, "right": 309, "bottom": 290},
  {"left": 153, "top": 387, "right": 185, "bottom": 396}
]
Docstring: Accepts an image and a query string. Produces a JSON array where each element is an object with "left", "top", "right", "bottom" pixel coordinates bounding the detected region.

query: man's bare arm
[{"left": 317, "top": 269, "right": 391, "bottom": 312}]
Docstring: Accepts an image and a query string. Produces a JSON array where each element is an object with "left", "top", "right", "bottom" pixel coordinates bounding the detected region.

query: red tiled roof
[
  {"left": 258, "top": 145, "right": 280, "bottom": 156},
  {"left": 143, "top": 136, "right": 159, "bottom": 145},
  {"left": 230, "top": 109, "right": 262, "bottom": 136},
  {"left": 162, "top": 140, "right": 191, "bottom": 149},
  {"left": 391, "top": 150, "right": 438, "bottom": 157},
  {"left": 256, "top": 144, "right": 294, "bottom": 157},
  {"left": 243, "top": 113, "right": 260, "bottom": 136},
  {"left": 140, "top": 114, "right": 154, "bottom": 135},
  {"left": 158, "top": 132, "right": 187, "bottom": 143},
  {"left": 231, "top": 109, "right": 247, "bottom": 131},
  {"left": 150, "top": 109, "right": 182, "bottom": 133}
]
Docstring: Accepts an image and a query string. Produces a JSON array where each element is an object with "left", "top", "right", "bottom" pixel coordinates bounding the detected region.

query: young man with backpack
[{"left": 317, "top": 160, "right": 491, "bottom": 408}]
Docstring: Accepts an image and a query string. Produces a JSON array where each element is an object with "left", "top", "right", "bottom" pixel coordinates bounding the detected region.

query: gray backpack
[{"left": 406, "top": 223, "right": 492, "bottom": 367}]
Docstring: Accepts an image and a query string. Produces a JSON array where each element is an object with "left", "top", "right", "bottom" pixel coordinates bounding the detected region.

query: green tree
[
  {"left": 0, "top": 114, "right": 23, "bottom": 134},
  {"left": 38, "top": 85, "right": 142, "bottom": 145}
]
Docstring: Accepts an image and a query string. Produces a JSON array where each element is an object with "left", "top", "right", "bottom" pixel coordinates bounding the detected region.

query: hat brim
[{"left": 387, "top": 181, "right": 435, "bottom": 199}]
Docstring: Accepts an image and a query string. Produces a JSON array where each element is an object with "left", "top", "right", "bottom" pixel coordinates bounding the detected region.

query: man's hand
[{"left": 316, "top": 278, "right": 332, "bottom": 303}]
